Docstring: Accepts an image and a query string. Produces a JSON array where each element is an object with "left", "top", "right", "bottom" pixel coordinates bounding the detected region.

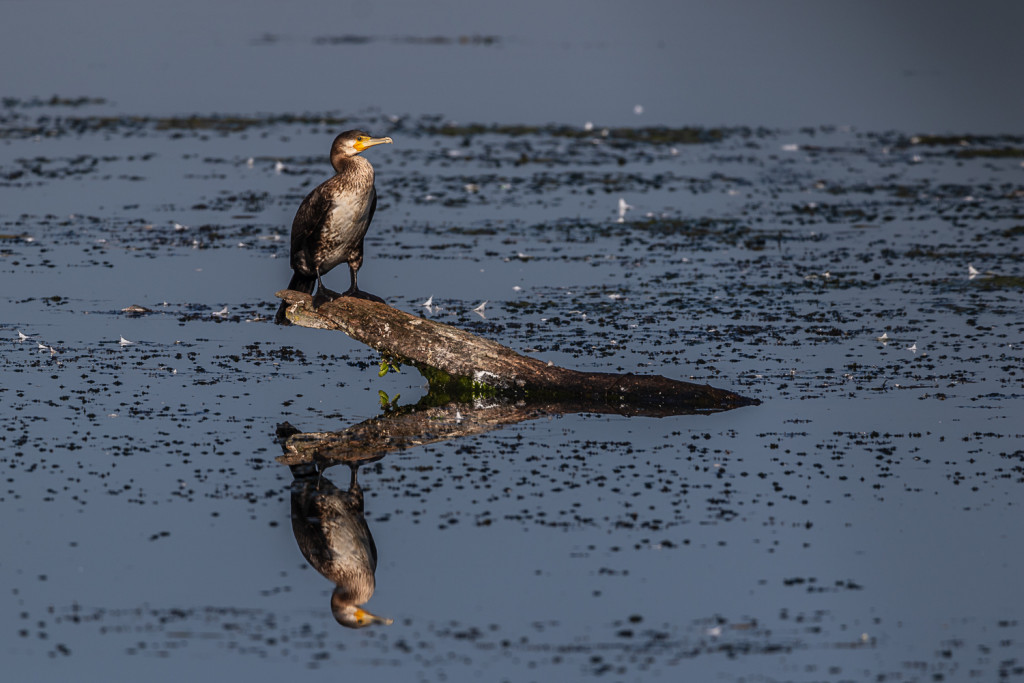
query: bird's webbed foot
[
  {"left": 312, "top": 286, "right": 344, "bottom": 309},
  {"left": 342, "top": 287, "right": 386, "bottom": 304}
]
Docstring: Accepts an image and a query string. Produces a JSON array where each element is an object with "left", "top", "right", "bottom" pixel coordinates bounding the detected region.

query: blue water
[
  {"left": 3, "top": 0, "right": 1023, "bottom": 132},
  {"left": 2, "top": 1, "right": 1024, "bottom": 682}
]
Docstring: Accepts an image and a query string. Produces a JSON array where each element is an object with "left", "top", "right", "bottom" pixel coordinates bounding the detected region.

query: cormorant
[
  {"left": 275, "top": 130, "right": 393, "bottom": 325},
  {"left": 290, "top": 461, "right": 393, "bottom": 628}
]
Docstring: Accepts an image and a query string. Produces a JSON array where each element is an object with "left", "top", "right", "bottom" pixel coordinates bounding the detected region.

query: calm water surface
[{"left": 2, "top": 1, "right": 1023, "bottom": 681}]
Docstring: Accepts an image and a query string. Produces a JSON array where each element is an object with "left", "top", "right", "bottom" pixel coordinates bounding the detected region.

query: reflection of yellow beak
[
  {"left": 355, "top": 607, "right": 394, "bottom": 626},
  {"left": 355, "top": 136, "right": 394, "bottom": 152}
]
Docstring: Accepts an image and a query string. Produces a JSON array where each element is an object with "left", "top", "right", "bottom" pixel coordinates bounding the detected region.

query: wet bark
[{"left": 275, "top": 289, "right": 759, "bottom": 411}]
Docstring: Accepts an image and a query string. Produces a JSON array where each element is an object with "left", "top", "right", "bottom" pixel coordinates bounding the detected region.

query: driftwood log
[{"left": 275, "top": 290, "right": 758, "bottom": 412}]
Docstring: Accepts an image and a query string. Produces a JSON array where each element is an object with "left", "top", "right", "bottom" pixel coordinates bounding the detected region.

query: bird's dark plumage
[{"left": 275, "top": 130, "right": 392, "bottom": 324}]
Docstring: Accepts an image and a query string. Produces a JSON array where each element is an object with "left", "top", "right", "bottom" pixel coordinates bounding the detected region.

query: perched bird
[
  {"left": 275, "top": 130, "right": 393, "bottom": 324},
  {"left": 289, "top": 461, "right": 393, "bottom": 628}
]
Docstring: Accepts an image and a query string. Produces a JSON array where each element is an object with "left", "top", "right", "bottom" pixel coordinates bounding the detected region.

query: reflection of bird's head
[
  {"left": 330, "top": 129, "right": 393, "bottom": 169},
  {"left": 331, "top": 588, "right": 393, "bottom": 628}
]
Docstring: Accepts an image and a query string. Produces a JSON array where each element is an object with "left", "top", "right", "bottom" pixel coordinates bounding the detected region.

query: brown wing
[
  {"left": 289, "top": 185, "right": 334, "bottom": 275},
  {"left": 367, "top": 186, "right": 377, "bottom": 230}
]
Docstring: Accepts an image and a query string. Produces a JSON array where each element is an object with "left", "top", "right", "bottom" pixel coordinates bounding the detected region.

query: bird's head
[
  {"left": 331, "top": 598, "right": 394, "bottom": 629},
  {"left": 330, "top": 129, "right": 393, "bottom": 168}
]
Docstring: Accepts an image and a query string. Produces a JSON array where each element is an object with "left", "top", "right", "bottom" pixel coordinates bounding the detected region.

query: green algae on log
[{"left": 275, "top": 289, "right": 759, "bottom": 412}]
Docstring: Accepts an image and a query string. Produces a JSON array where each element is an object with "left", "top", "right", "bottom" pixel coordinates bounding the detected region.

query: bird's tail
[{"left": 275, "top": 272, "right": 316, "bottom": 325}]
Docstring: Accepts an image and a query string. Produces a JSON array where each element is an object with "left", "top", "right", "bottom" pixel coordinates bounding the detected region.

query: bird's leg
[
  {"left": 312, "top": 268, "right": 343, "bottom": 308},
  {"left": 342, "top": 265, "right": 386, "bottom": 304},
  {"left": 341, "top": 264, "right": 359, "bottom": 297},
  {"left": 347, "top": 463, "right": 364, "bottom": 511}
]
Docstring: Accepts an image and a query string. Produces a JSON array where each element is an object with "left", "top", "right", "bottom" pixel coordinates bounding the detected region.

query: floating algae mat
[{"left": 2, "top": 102, "right": 1023, "bottom": 682}]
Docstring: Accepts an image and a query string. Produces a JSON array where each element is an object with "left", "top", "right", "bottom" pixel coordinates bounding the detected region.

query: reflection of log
[
  {"left": 277, "top": 397, "right": 712, "bottom": 466},
  {"left": 277, "top": 401, "right": 545, "bottom": 465},
  {"left": 275, "top": 290, "right": 758, "bottom": 411}
]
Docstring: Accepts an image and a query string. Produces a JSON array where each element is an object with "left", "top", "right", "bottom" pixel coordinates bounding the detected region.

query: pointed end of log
[
  {"left": 275, "top": 289, "right": 340, "bottom": 328},
  {"left": 275, "top": 289, "right": 313, "bottom": 305}
]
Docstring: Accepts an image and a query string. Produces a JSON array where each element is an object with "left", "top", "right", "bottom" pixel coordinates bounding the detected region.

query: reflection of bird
[
  {"left": 289, "top": 462, "right": 392, "bottom": 628},
  {"left": 275, "top": 130, "right": 393, "bottom": 324}
]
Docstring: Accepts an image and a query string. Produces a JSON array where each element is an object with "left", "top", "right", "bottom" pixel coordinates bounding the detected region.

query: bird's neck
[{"left": 331, "top": 154, "right": 371, "bottom": 175}]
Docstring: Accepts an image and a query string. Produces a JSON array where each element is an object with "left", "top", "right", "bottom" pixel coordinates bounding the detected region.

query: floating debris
[
  {"left": 3, "top": 111, "right": 1023, "bottom": 683},
  {"left": 617, "top": 198, "right": 633, "bottom": 223}
]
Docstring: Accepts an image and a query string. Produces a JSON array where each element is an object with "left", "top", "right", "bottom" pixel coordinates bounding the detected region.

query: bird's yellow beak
[
  {"left": 354, "top": 607, "right": 394, "bottom": 626},
  {"left": 354, "top": 136, "right": 394, "bottom": 152}
]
